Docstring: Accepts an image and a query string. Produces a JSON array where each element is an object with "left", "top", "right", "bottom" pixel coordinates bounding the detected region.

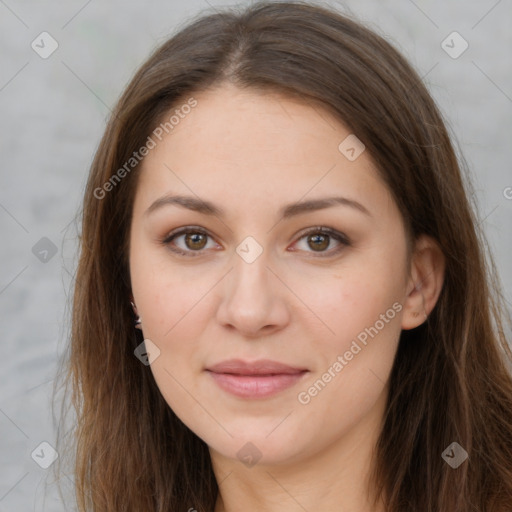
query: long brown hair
[{"left": 55, "top": 1, "right": 512, "bottom": 510}]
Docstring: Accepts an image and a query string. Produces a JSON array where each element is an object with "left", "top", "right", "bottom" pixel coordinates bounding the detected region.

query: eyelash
[{"left": 160, "top": 225, "right": 351, "bottom": 258}]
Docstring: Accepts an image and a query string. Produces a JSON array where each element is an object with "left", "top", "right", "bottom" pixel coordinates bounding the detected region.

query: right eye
[{"left": 161, "top": 227, "right": 221, "bottom": 257}]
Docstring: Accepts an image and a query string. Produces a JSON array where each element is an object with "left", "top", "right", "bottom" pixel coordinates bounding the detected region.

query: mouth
[{"left": 205, "top": 359, "right": 309, "bottom": 399}]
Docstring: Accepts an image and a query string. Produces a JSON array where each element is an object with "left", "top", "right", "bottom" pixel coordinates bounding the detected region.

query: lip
[
  {"left": 205, "top": 359, "right": 309, "bottom": 399},
  {"left": 206, "top": 358, "right": 308, "bottom": 375}
]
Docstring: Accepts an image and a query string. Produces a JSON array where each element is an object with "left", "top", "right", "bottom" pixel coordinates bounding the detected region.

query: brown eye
[
  {"left": 162, "top": 227, "right": 218, "bottom": 256},
  {"left": 307, "top": 233, "right": 330, "bottom": 251},
  {"left": 292, "top": 227, "right": 350, "bottom": 256},
  {"left": 184, "top": 232, "right": 207, "bottom": 250}
]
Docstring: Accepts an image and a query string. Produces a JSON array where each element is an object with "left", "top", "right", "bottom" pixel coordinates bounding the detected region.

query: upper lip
[{"left": 206, "top": 359, "right": 308, "bottom": 375}]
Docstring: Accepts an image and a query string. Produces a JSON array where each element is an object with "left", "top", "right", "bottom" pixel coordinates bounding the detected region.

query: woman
[{"left": 58, "top": 1, "right": 512, "bottom": 510}]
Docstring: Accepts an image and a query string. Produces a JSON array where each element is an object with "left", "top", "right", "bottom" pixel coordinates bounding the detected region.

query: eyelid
[
  {"left": 162, "top": 225, "right": 209, "bottom": 244},
  {"left": 161, "top": 225, "right": 219, "bottom": 257},
  {"left": 161, "top": 225, "right": 351, "bottom": 257},
  {"left": 290, "top": 226, "right": 350, "bottom": 256}
]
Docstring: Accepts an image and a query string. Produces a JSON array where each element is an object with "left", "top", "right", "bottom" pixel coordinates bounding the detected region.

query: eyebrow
[{"left": 144, "top": 193, "right": 372, "bottom": 220}]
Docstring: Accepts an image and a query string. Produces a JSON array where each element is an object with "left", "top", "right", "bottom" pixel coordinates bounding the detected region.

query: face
[{"left": 129, "top": 84, "right": 412, "bottom": 467}]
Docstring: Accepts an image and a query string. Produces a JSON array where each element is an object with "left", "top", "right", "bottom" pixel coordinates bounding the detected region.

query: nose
[{"left": 215, "top": 249, "right": 291, "bottom": 338}]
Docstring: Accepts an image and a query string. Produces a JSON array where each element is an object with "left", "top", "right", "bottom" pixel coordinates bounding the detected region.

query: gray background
[{"left": 1, "top": 0, "right": 511, "bottom": 510}]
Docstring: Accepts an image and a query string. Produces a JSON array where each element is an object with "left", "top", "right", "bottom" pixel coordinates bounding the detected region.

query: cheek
[
  {"left": 297, "top": 264, "right": 402, "bottom": 345},
  {"left": 130, "top": 241, "right": 211, "bottom": 339},
  {"left": 295, "top": 271, "right": 403, "bottom": 419},
  {"left": 294, "top": 278, "right": 401, "bottom": 442},
  {"left": 139, "top": 283, "right": 210, "bottom": 350},
  {"left": 141, "top": 294, "right": 212, "bottom": 422}
]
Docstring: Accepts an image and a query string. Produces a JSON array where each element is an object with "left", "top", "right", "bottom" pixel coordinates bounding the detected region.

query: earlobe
[
  {"left": 401, "top": 234, "right": 446, "bottom": 330},
  {"left": 130, "top": 296, "right": 143, "bottom": 330}
]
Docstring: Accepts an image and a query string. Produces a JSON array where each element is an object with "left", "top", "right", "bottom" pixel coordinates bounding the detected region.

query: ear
[
  {"left": 129, "top": 293, "right": 138, "bottom": 315},
  {"left": 401, "top": 234, "right": 446, "bottom": 330}
]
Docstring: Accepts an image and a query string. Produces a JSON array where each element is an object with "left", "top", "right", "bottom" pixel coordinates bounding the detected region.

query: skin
[{"left": 129, "top": 84, "right": 445, "bottom": 512}]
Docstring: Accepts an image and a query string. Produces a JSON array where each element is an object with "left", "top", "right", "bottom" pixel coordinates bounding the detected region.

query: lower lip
[{"left": 206, "top": 370, "right": 308, "bottom": 399}]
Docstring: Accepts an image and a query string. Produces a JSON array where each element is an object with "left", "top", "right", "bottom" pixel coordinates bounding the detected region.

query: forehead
[{"left": 134, "top": 84, "right": 394, "bottom": 220}]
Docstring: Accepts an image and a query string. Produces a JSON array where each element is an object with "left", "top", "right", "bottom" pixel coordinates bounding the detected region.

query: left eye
[
  {"left": 162, "top": 226, "right": 350, "bottom": 257},
  {"left": 291, "top": 227, "right": 350, "bottom": 256}
]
